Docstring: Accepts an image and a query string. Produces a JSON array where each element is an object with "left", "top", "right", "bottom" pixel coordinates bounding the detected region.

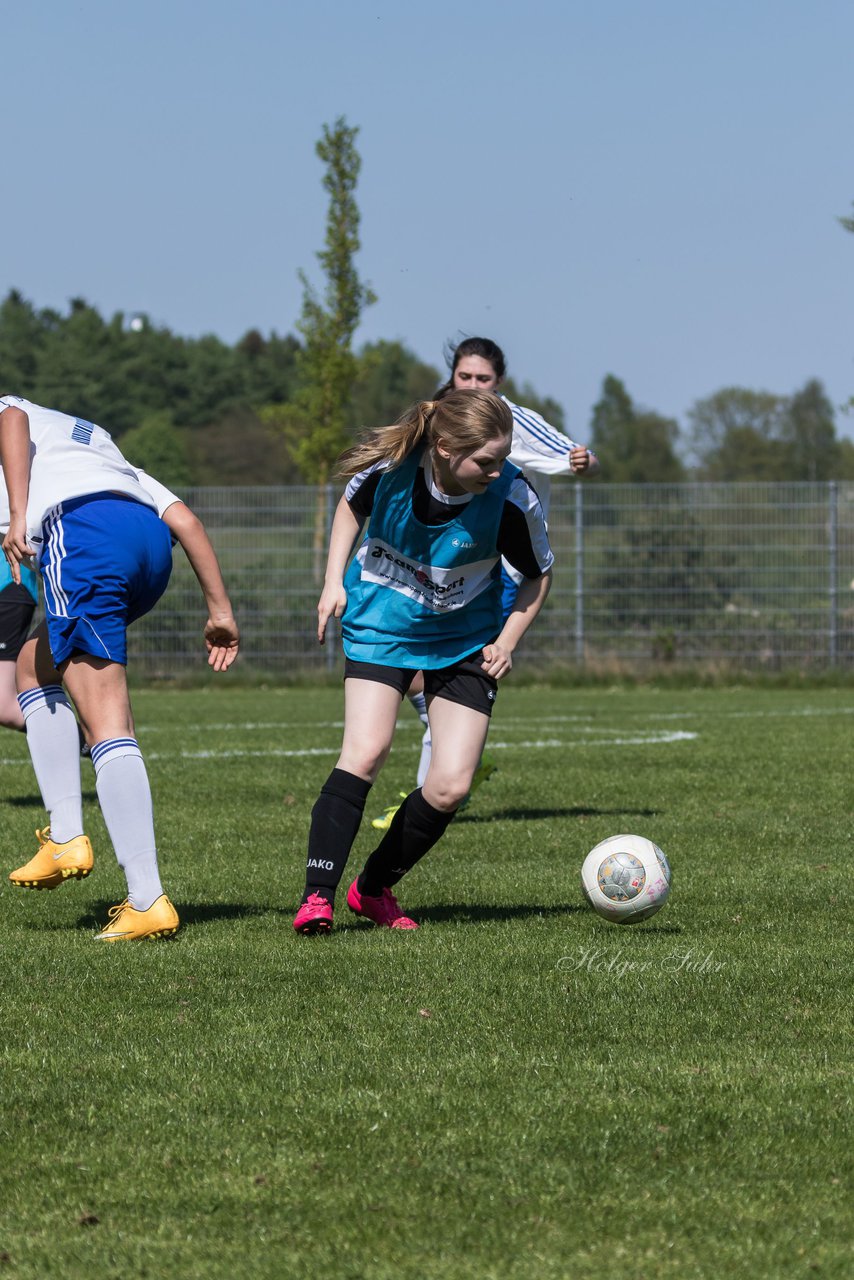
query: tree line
[
  {"left": 0, "top": 289, "right": 564, "bottom": 487},
  {"left": 3, "top": 285, "right": 850, "bottom": 486}
]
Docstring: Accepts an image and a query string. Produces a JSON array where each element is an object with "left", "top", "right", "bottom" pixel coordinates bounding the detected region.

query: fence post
[
  {"left": 325, "top": 482, "right": 336, "bottom": 671},
  {"left": 828, "top": 479, "right": 838, "bottom": 666},
  {"left": 575, "top": 483, "right": 584, "bottom": 664}
]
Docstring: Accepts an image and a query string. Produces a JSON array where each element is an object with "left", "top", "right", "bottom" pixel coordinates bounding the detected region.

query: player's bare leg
[{"left": 295, "top": 679, "right": 404, "bottom": 934}]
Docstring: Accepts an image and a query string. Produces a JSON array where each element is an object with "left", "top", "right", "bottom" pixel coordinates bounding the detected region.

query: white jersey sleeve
[
  {"left": 502, "top": 395, "right": 599, "bottom": 518},
  {"left": 129, "top": 466, "right": 181, "bottom": 517},
  {"left": 503, "top": 397, "right": 582, "bottom": 475}
]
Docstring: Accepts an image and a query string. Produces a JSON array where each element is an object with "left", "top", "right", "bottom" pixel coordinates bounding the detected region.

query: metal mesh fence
[{"left": 128, "top": 481, "right": 854, "bottom": 675}]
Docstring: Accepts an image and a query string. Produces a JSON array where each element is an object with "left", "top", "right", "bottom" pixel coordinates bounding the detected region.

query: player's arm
[
  {"left": 317, "top": 494, "right": 364, "bottom": 645},
  {"left": 481, "top": 474, "right": 554, "bottom": 678},
  {"left": 0, "top": 405, "right": 35, "bottom": 582},
  {"left": 508, "top": 403, "right": 599, "bottom": 477},
  {"left": 481, "top": 570, "right": 552, "bottom": 680},
  {"left": 511, "top": 435, "right": 599, "bottom": 478},
  {"left": 160, "top": 500, "right": 240, "bottom": 672}
]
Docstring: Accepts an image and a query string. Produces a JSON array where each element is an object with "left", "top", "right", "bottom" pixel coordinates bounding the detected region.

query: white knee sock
[
  {"left": 408, "top": 690, "right": 429, "bottom": 728},
  {"left": 92, "top": 738, "right": 163, "bottom": 910},
  {"left": 409, "top": 696, "right": 435, "bottom": 783},
  {"left": 417, "top": 724, "right": 433, "bottom": 789},
  {"left": 18, "top": 686, "right": 83, "bottom": 843},
  {"left": 408, "top": 692, "right": 432, "bottom": 787}
]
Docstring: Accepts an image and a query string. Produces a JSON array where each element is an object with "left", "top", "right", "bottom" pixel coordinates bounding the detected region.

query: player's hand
[
  {"left": 569, "top": 447, "right": 592, "bottom": 474},
  {"left": 317, "top": 584, "right": 347, "bottom": 645},
  {"left": 2, "top": 516, "right": 36, "bottom": 585},
  {"left": 481, "top": 642, "right": 513, "bottom": 680},
  {"left": 204, "top": 614, "right": 240, "bottom": 671}
]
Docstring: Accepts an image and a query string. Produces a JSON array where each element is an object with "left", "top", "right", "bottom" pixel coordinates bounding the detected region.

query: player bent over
[
  {"left": 293, "top": 389, "right": 553, "bottom": 935},
  {"left": 1, "top": 395, "right": 239, "bottom": 941}
]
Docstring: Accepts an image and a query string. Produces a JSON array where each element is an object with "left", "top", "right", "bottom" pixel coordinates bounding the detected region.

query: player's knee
[
  {"left": 424, "top": 773, "right": 470, "bottom": 811},
  {"left": 339, "top": 738, "right": 392, "bottom": 783}
]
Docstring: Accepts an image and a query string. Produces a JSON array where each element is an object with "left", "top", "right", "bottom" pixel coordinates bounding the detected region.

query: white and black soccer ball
[{"left": 581, "top": 834, "right": 671, "bottom": 925}]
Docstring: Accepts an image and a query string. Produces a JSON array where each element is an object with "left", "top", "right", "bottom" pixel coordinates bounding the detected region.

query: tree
[
  {"left": 236, "top": 329, "right": 300, "bottom": 407},
  {"left": 266, "top": 117, "right": 375, "bottom": 575},
  {"left": 0, "top": 290, "right": 47, "bottom": 389},
  {"left": 780, "top": 379, "right": 838, "bottom": 481},
  {"left": 119, "top": 410, "right": 193, "bottom": 488},
  {"left": 686, "top": 387, "right": 787, "bottom": 480},
  {"left": 188, "top": 406, "right": 298, "bottom": 485},
  {"left": 348, "top": 340, "right": 438, "bottom": 430},
  {"left": 839, "top": 203, "right": 854, "bottom": 415},
  {"left": 285, "top": 117, "right": 375, "bottom": 484},
  {"left": 837, "top": 438, "right": 854, "bottom": 479},
  {"left": 0, "top": 288, "right": 308, "bottom": 482},
  {"left": 688, "top": 383, "right": 844, "bottom": 481},
  {"left": 589, "top": 374, "right": 684, "bottom": 483}
]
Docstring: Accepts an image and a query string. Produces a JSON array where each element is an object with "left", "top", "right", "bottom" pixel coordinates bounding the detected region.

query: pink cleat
[
  {"left": 293, "top": 893, "right": 334, "bottom": 935},
  {"left": 346, "top": 878, "right": 419, "bottom": 930}
]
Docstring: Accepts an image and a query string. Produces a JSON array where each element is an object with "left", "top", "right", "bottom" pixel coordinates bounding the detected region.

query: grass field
[{"left": 0, "top": 684, "right": 851, "bottom": 1279}]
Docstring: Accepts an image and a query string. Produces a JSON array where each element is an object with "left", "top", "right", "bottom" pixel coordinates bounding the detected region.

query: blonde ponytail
[
  {"left": 336, "top": 390, "right": 512, "bottom": 479},
  {"left": 337, "top": 402, "right": 432, "bottom": 477}
]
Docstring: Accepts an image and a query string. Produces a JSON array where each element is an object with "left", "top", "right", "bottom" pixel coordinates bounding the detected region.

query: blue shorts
[{"left": 41, "top": 493, "right": 173, "bottom": 666}]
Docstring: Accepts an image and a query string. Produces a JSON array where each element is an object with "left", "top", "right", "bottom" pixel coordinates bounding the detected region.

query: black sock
[
  {"left": 358, "top": 788, "right": 455, "bottom": 897},
  {"left": 303, "top": 768, "right": 372, "bottom": 906}
]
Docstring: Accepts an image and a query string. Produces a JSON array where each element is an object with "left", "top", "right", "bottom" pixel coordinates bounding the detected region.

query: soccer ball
[{"left": 580, "top": 834, "right": 671, "bottom": 925}]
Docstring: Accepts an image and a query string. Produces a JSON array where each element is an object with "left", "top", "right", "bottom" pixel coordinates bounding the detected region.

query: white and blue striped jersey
[{"left": 503, "top": 395, "right": 599, "bottom": 517}]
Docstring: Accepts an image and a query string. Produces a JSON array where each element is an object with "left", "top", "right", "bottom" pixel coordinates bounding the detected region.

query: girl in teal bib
[{"left": 294, "top": 390, "right": 554, "bottom": 936}]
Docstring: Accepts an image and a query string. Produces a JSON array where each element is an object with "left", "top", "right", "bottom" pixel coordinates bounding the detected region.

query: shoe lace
[
  {"left": 379, "top": 888, "right": 404, "bottom": 923},
  {"left": 304, "top": 893, "right": 330, "bottom": 910},
  {"left": 106, "top": 900, "right": 130, "bottom": 922},
  {"left": 35, "top": 826, "right": 51, "bottom": 846}
]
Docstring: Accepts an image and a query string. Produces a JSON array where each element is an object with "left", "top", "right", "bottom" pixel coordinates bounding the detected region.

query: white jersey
[
  {"left": 0, "top": 396, "right": 179, "bottom": 554},
  {"left": 503, "top": 395, "right": 598, "bottom": 516},
  {"left": 130, "top": 467, "right": 181, "bottom": 518}
]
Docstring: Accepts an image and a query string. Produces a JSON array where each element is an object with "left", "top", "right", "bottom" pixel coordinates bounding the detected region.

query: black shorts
[
  {"left": 0, "top": 584, "right": 36, "bottom": 662},
  {"left": 344, "top": 651, "right": 498, "bottom": 717}
]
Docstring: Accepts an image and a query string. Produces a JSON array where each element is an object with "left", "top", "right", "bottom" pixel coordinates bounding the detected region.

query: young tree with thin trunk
[
  {"left": 840, "top": 203, "right": 854, "bottom": 416},
  {"left": 275, "top": 117, "right": 376, "bottom": 577}
]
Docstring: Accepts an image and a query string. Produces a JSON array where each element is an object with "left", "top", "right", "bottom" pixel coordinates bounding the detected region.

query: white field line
[
  {"left": 115, "top": 703, "right": 854, "bottom": 736},
  {"left": 177, "top": 729, "right": 698, "bottom": 760},
  {"left": 0, "top": 728, "right": 698, "bottom": 767},
  {"left": 2, "top": 702, "right": 851, "bottom": 766},
  {"left": 142, "top": 729, "right": 701, "bottom": 762}
]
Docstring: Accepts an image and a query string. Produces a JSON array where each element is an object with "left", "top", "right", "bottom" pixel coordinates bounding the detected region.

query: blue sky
[{"left": 5, "top": 0, "right": 853, "bottom": 439}]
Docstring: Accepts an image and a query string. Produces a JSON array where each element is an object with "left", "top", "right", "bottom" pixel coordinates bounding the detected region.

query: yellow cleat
[
  {"left": 9, "top": 827, "right": 94, "bottom": 890},
  {"left": 370, "top": 792, "right": 407, "bottom": 833},
  {"left": 94, "top": 894, "right": 180, "bottom": 942},
  {"left": 458, "top": 753, "right": 499, "bottom": 813}
]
